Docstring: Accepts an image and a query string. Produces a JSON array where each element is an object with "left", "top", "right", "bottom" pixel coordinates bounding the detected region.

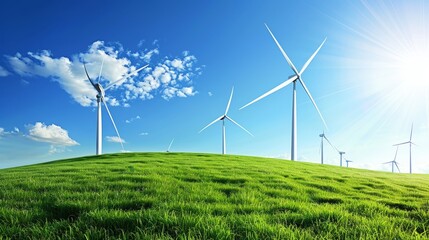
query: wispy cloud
[
  {"left": 125, "top": 115, "right": 141, "bottom": 124},
  {"left": 0, "top": 127, "right": 20, "bottom": 137},
  {"left": 208, "top": 91, "right": 213, "bottom": 97},
  {"left": 5, "top": 41, "right": 203, "bottom": 107},
  {"left": 27, "top": 122, "right": 79, "bottom": 146},
  {"left": 139, "top": 132, "right": 149, "bottom": 136},
  {"left": 48, "top": 145, "right": 67, "bottom": 154},
  {"left": 106, "top": 136, "right": 126, "bottom": 143},
  {"left": 0, "top": 66, "right": 9, "bottom": 77}
]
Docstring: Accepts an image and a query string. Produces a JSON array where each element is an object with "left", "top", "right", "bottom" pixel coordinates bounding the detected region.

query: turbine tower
[
  {"left": 345, "top": 159, "right": 352, "bottom": 168},
  {"left": 319, "top": 132, "right": 336, "bottom": 164},
  {"left": 84, "top": 62, "right": 148, "bottom": 155},
  {"left": 383, "top": 146, "right": 400, "bottom": 173},
  {"left": 319, "top": 133, "right": 324, "bottom": 164},
  {"left": 393, "top": 124, "right": 415, "bottom": 174},
  {"left": 240, "top": 24, "right": 327, "bottom": 161},
  {"left": 339, "top": 151, "right": 345, "bottom": 167},
  {"left": 200, "top": 87, "right": 253, "bottom": 154}
]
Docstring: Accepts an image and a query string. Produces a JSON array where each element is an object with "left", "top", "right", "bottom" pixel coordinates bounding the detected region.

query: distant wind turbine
[
  {"left": 319, "top": 132, "right": 336, "bottom": 164},
  {"left": 393, "top": 124, "right": 415, "bottom": 174},
  {"left": 200, "top": 87, "right": 253, "bottom": 154},
  {"left": 345, "top": 159, "right": 352, "bottom": 168},
  {"left": 383, "top": 146, "right": 400, "bottom": 173},
  {"left": 167, "top": 138, "right": 174, "bottom": 152},
  {"left": 319, "top": 132, "right": 341, "bottom": 166},
  {"left": 240, "top": 24, "right": 327, "bottom": 161},
  {"left": 84, "top": 61, "right": 148, "bottom": 155}
]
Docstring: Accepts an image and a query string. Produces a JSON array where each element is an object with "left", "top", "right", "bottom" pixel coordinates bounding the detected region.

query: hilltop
[{"left": 0, "top": 152, "right": 428, "bottom": 239}]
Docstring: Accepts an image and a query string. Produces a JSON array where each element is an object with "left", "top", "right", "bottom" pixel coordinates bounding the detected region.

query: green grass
[{"left": 0, "top": 152, "right": 428, "bottom": 239}]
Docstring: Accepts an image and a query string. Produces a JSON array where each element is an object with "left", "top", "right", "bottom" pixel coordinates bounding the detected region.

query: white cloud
[
  {"left": 0, "top": 127, "right": 20, "bottom": 137},
  {"left": 5, "top": 41, "right": 202, "bottom": 107},
  {"left": 21, "top": 79, "right": 30, "bottom": 85},
  {"left": 162, "top": 86, "right": 197, "bottom": 100},
  {"left": 49, "top": 145, "right": 66, "bottom": 154},
  {"left": 139, "top": 132, "right": 149, "bottom": 136},
  {"left": 106, "top": 136, "right": 125, "bottom": 143},
  {"left": 27, "top": 122, "right": 79, "bottom": 146},
  {"left": 171, "top": 59, "right": 184, "bottom": 69},
  {"left": 208, "top": 91, "right": 213, "bottom": 97},
  {"left": 125, "top": 115, "right": 141, "bottom": 124},
  {"left": 0, "top": 66, "right": 9, "bottom": 77}
]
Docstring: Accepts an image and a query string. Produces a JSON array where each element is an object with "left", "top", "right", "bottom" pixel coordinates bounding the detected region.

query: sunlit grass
[{"left": 0, "top": 152, "right": 428, "bottom": 239}]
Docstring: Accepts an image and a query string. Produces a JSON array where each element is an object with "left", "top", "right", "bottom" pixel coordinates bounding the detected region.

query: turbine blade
[
  {"left": 83, "top": 63, "right": 96, "bottom": 88},
  {"left": 102, "top": 99, "right": 125, "bottom": 151},
  {"left": 240, "top": 75, "right": 297, "bottom": 110},
  {"left": 299, "top": 37, "right": 326, "bottom": 75},
  {"left": 225, "top": 86, "right": 234, "bottom": 115},
  {"left": 395, "top": 162, "right": 400, "bottom": 173},
  {"left": 393, "top": 141, "right": 409, "bottom": 146},
  {"left": 168, "top": 138, "right": 174, "bottom": 151},
  {"left": 104, "top": 64, "right": 149, "bottom": 91},
  {"left": 225, "top": 116, "right": 254, "bottom": 137},
  {"left": 298, "top": 77, "right": 328, "bottom": 129},
  {"left": 324, "top": 135, "right": 339, "bottom": 153},
  {"left": 199, "top": 115, "right": 223, "bottom": 133},
  {"left": 265, "top": 23, "right": 299, "bottom": 76},
  {"left": 393, "top": 146, "right": 399, "bottom": 161},
  {"left": 382, "top": 161, "right": 393, "bottom": 164},
  {"left": 410, "top": 124, "right": 413, "bottom": 141},
  {"left": 97, "top": 58, "right": 105, "bottom": 83}
]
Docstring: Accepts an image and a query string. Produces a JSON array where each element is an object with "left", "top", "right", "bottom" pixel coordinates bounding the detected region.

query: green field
[{"left": 0, "top": 152, "right": 428, "bottom": 239}]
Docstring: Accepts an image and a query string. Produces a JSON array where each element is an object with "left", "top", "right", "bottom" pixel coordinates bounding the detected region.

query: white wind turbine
[
  {"left": 319, "top": 132, "right": 336, "bottom": 164},
  {"left": 393, "top": 124, "right": 415, "bottom": 174},
  {"left": 345, "top": 158, "right": 352, "bottom": 168},
  {"left": 84, "top": 61, "right": 148, "bottom": 155},
  {"left": 240, "top": 24, "right": 327, "bottom": 161},
  {"left": 199, "top": 87, "right": 253, "bottom": 154},
  {"left": 383, "top": 146, "right": 400, "bottom": 173},
  {"left": 319, "top": 132, "right": 344, "bottom": 167}
]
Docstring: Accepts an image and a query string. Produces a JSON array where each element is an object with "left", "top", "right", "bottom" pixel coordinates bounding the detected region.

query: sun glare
[{"left": 398, "top": 50, "right": 429, "bottom": 88}]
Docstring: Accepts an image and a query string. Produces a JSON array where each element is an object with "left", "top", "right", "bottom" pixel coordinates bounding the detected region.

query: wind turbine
[
  {"left": 319, "top": 132, "right": 344, "bottom": 166},
  {"left": 345, "top": 159, "right": 352, "bottom": 168},
  {"left": 319, "top": 132, "right": 336, "bottom": 164},
  {"left": 84, "top": 62, "right": 148, "bottom": 155},
  {"left": 383, "top": 146, "right": 400, "bottom": 173},
  {"left": 167, "top": 138, "right": 174, "bottom": 153},
  {"left": 199, "top": 87, "right": 253, "bottom": 154},
  {"left": 393, "top": 124, "right": 415, "bottom": 174},
  {"left": 240, "top": 24, "right": 327, "bottom": 161}
]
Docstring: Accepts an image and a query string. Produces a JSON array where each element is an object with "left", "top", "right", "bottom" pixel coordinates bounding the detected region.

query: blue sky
[{"left": 1, "top": 0, "right": 428, "bottom": 173}]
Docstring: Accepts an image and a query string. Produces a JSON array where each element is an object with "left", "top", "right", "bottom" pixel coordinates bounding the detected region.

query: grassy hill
[{"left": 0, "top": 152, "right": 428, "bottom": 239}]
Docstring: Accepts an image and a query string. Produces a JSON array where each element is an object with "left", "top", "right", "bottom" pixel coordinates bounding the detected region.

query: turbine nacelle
[
  {"left": 94, "top": 83, "right": 105, "bottom": 97},
  {"left": 82, "top": 62, "right": 148, "bottom": 155}
]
